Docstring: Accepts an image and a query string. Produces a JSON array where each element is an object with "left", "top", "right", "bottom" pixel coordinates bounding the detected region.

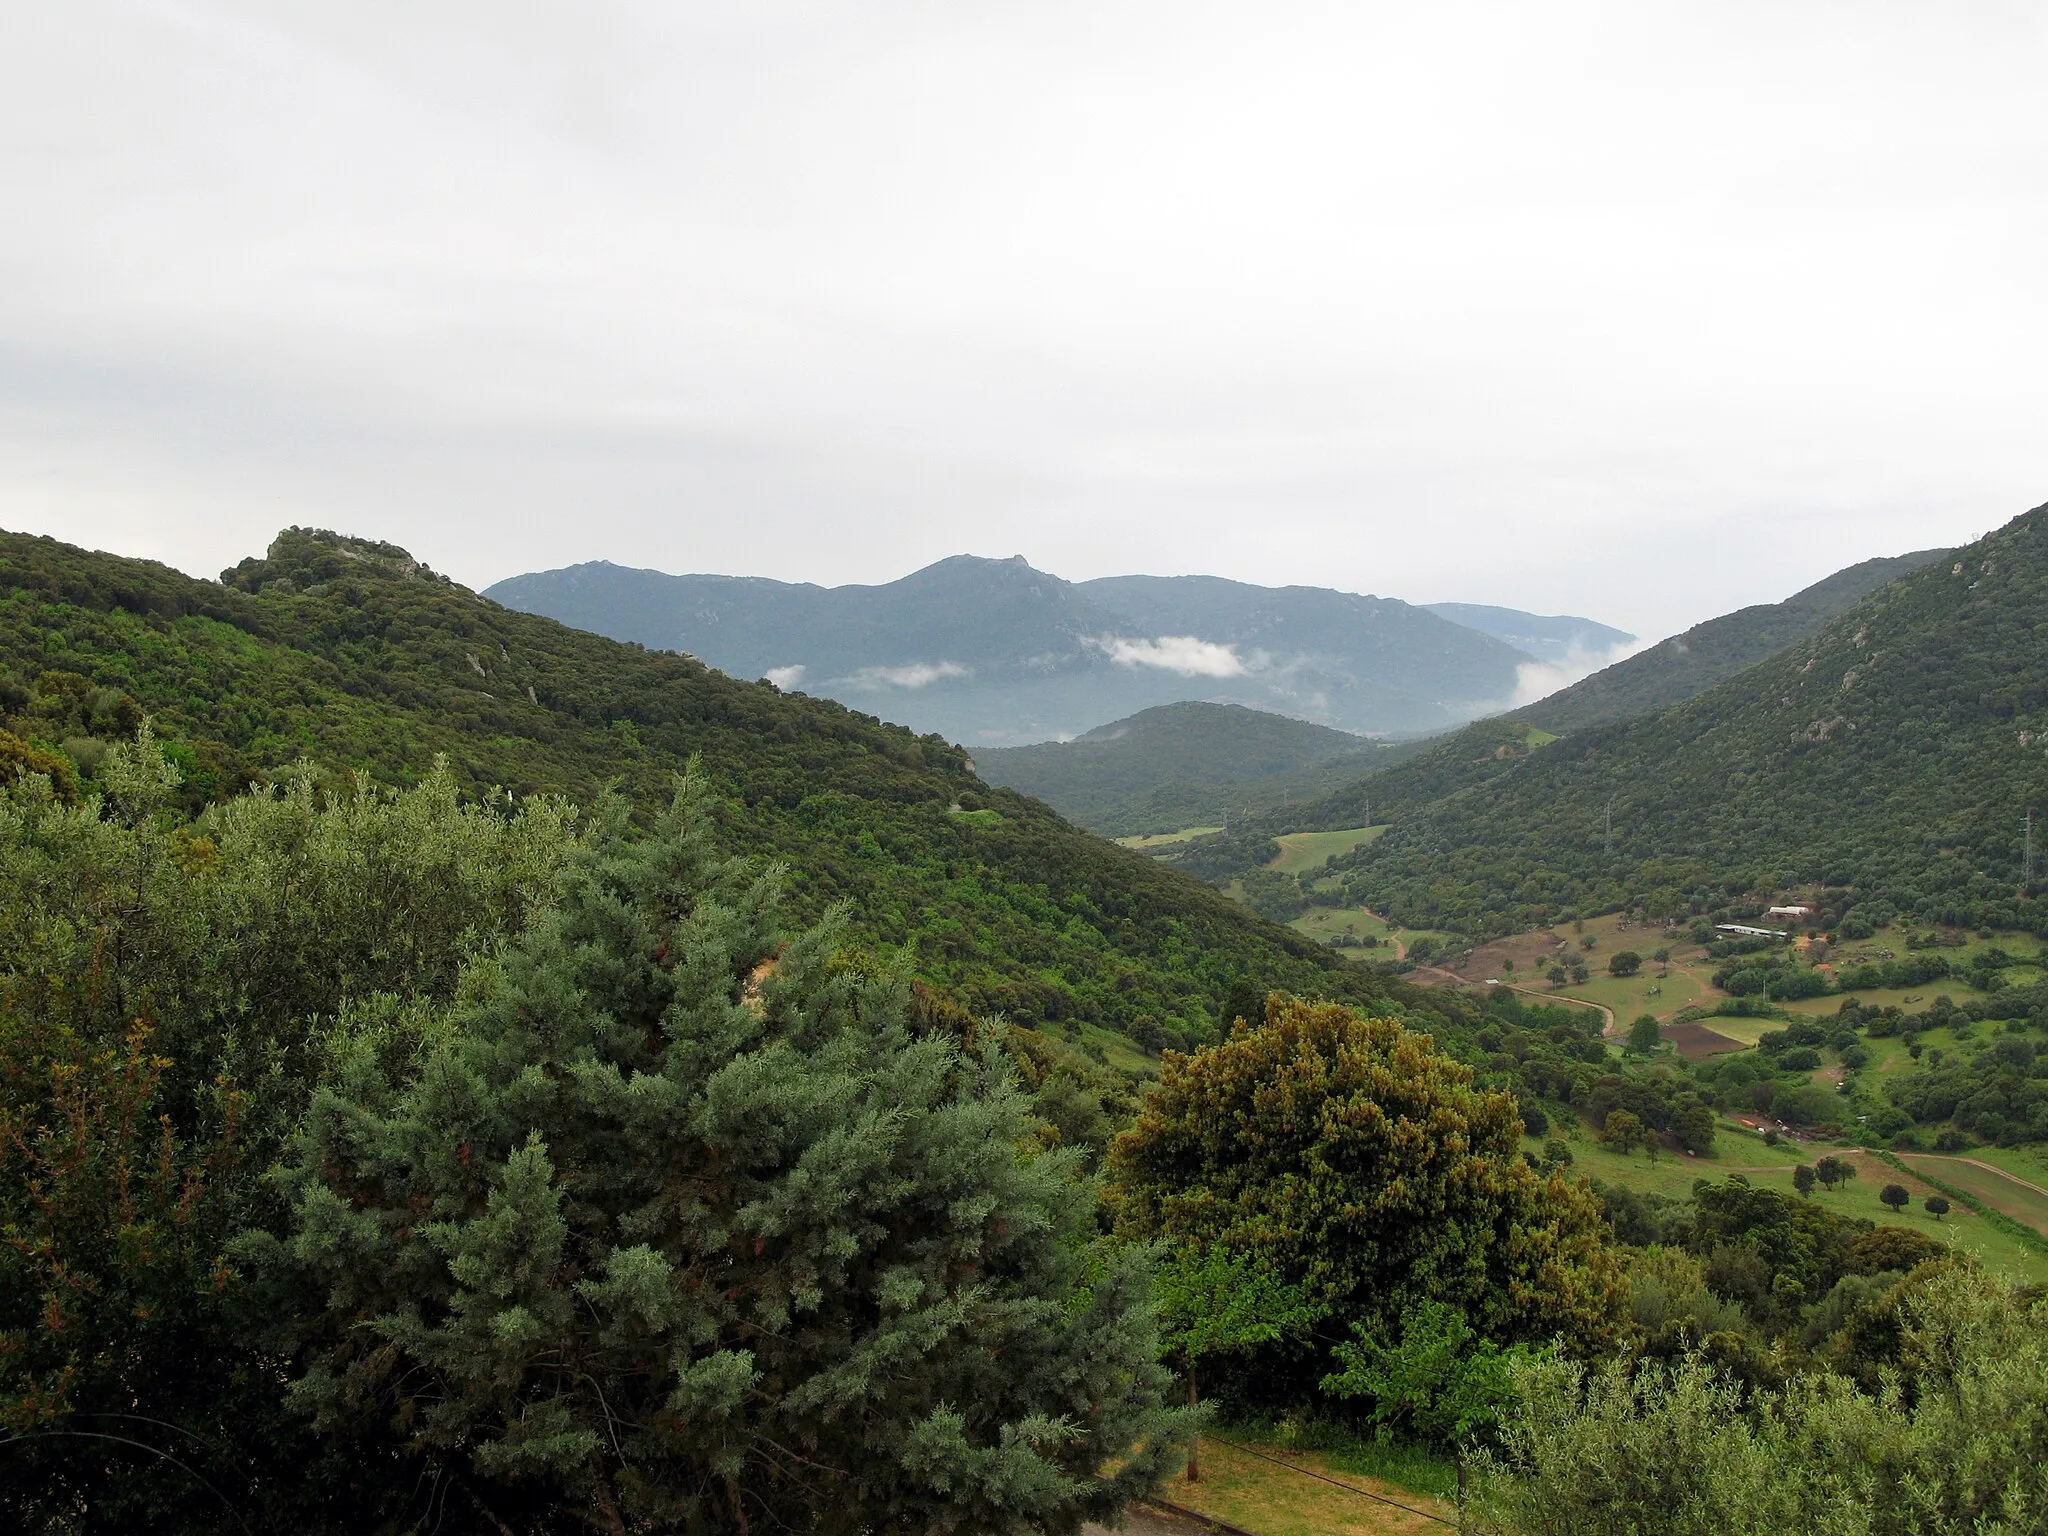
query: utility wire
[{"left": 1206, "top": 1436, "right": 1459, "bottom": 1528}]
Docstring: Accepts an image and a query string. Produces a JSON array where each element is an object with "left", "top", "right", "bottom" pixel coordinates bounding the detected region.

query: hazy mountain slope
[
  {"left": 1071, "top": 572, "right": 1530, "bottom": 728},
  {"left": 1421, "top": 603, "right": 1635, "bottom": 665},
  {"left": 976, "top": 701, "right": 1418, "bottom": 835},
  {"left": 0, "top": 526, "right": 1396, "bottom": 1043},
  {"left": 1303, "top": 507, "right": 2048, "bottom": 938},
  {"left": 485, "top": 554, "right": 1126, "bottom": 682},
  {"left": 1517, "top": 547, "right": 1947, "bottom": 733},
  {"left": 489, "top": 557, "right": 1541, "bottom": 745}
]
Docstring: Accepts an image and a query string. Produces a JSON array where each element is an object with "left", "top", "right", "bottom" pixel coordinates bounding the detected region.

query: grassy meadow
[
  {"left": 1543, "top": 1117, "right": 2048, "bottom": 1285},
  {"left": 1267, "top": 825, "right": 1385, "bottom": 875},
  {"left": 1113, "top": 826, "right": 1223, "bottom": 849}
]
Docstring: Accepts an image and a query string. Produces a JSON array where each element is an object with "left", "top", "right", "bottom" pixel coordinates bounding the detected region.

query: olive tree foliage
[
  {"left": 0, "top": 734, "right": 580, "bottom": 1131},
  {"left": 1469, "top": 1263, "right": 2048, "bottom": 1536},
  {"left": 258, "top": 773, "right": 1186, "bottom": 1536}
]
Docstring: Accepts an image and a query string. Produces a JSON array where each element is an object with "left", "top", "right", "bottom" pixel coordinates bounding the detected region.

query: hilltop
[
  {"left": 975, "top": 700, "right": 1418, "bottom": 835},
  {"left": 0, "top": 526, "right": 1399, "bottom": 1049},
  {"left": 487, "top": 556, "right": 1618, "bottom": 745},
  {"left": 1517, "top": 546, "right": 1946, "bottom": 733}
]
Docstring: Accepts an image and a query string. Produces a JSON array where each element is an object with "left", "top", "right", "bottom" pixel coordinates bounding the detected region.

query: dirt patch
[
  {"left": 1084, "top": 1505, "right": 1218, "bottom": 1536},
  {"left": 1664, "top": 1021, "right": 1747, "bottom": 1060}
]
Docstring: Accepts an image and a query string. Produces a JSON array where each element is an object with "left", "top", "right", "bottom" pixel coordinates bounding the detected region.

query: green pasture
[
  {"left": 1266, "top": 825, "right": 1384, "bottom": 875},
  {"left": 1287, "top": 904, "right": 1455, "bottom": 959},
  {"left": 1553, "top": 1120, "right": 2048, "bottom": 1284},
  {"left": 1112, "top": 825, "right": 1221, "bottom": 849},
  {"left": 1695, "top": 1012, "right": 1780, "bottom": 1046},
  {"left": 1783, "top": 986, "right": 1951, "bottom": 1017},
  {"left": 1899, "top": 1154, "right": 2048, "bottom": 1238},
  {"left": 1967, "top": 1143, "right": 2048, "bottom": 1189},
  {"left": 1533, "top": 967, "right": 1713, "bottom": 1027}
]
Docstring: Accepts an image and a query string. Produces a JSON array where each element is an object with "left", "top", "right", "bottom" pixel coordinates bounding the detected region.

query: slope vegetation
[
  {"left": 0, "top": 527, "right": 1384, "bottom": 1046},
  {"left": 1312, "top": 507, "right": 2048, "bottom": 936}
]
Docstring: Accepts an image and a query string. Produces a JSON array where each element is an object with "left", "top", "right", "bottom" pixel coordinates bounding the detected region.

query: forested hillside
[
  {"left": 1305, "top": 506, "right": 2048, "bottom": 936},
  {"left": 1516, "top": 545, "right": 1945, "bottom": 733},
  {"left": 1175, "top": 542, "right": 1957, "bottom": 890},
  {"left": 0, "top": 526, "right": 1372, "bottom": 1047},
  {"left": 976, "top": 700, "right": 1417, "bottom": 835}
]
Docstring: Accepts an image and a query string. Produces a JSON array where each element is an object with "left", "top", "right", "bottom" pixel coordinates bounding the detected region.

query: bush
[{"left": 1471, "top": 1265, "right": 2048, "bottom": 1535}]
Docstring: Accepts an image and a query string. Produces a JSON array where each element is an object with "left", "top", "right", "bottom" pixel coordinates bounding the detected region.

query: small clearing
[
  {"left": 1114, "top": 826, "right": 1222, "bottom": 849},
  {"left": 1267, "top": 826, "right": 1384, "bottom": 875}
]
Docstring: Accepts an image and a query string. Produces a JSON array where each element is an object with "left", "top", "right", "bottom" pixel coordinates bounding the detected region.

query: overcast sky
[{"left": 3, "top": 1, "right": 2043, "bottom": 640}]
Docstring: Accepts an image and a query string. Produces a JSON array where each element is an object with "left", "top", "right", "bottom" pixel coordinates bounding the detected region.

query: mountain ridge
[
  {"left": 486, "top": 555, "right": 1619, "bottom": 746},
  {"left": 1514, "top": 546, "right": 1948, "bottom": 734}
]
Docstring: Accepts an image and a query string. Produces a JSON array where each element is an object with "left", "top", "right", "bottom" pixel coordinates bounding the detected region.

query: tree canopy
[
  {"left": 1109, "top": 994, "right": 1627, "bottom": 1372},
  {"left": 258, "top": 773, "right": 1187, "bottom": 1534}
]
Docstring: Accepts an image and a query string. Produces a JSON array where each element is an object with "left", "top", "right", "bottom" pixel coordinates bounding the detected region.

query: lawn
[
  {"left": 1267, "top": 826, "right": 1385, "bottom": 876},
  {"left": 1163, "top": 1434, "right": 1455, "bottom": 1536}
]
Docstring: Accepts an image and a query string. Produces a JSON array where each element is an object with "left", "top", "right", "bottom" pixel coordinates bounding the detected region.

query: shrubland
[{"left": 0, "top": 753, "right": 1186, "bottom": 1532}]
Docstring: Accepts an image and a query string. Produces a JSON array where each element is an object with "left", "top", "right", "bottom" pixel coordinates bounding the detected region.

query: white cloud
[
  {"left": 1091, "top": 635, "right": 1247, "bottom": 678},
  {"left": 847, "top": 661, "right": 969, "bottom": 689},
  {"left": 763, "top": 664, "right": 806, "bottom": 689},
  {"left": 0, "top": 2, "right": 2038, "bottom": 638},
  {"left": 1502, "top": 638, "right": 1651, "bottom": 710}
]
